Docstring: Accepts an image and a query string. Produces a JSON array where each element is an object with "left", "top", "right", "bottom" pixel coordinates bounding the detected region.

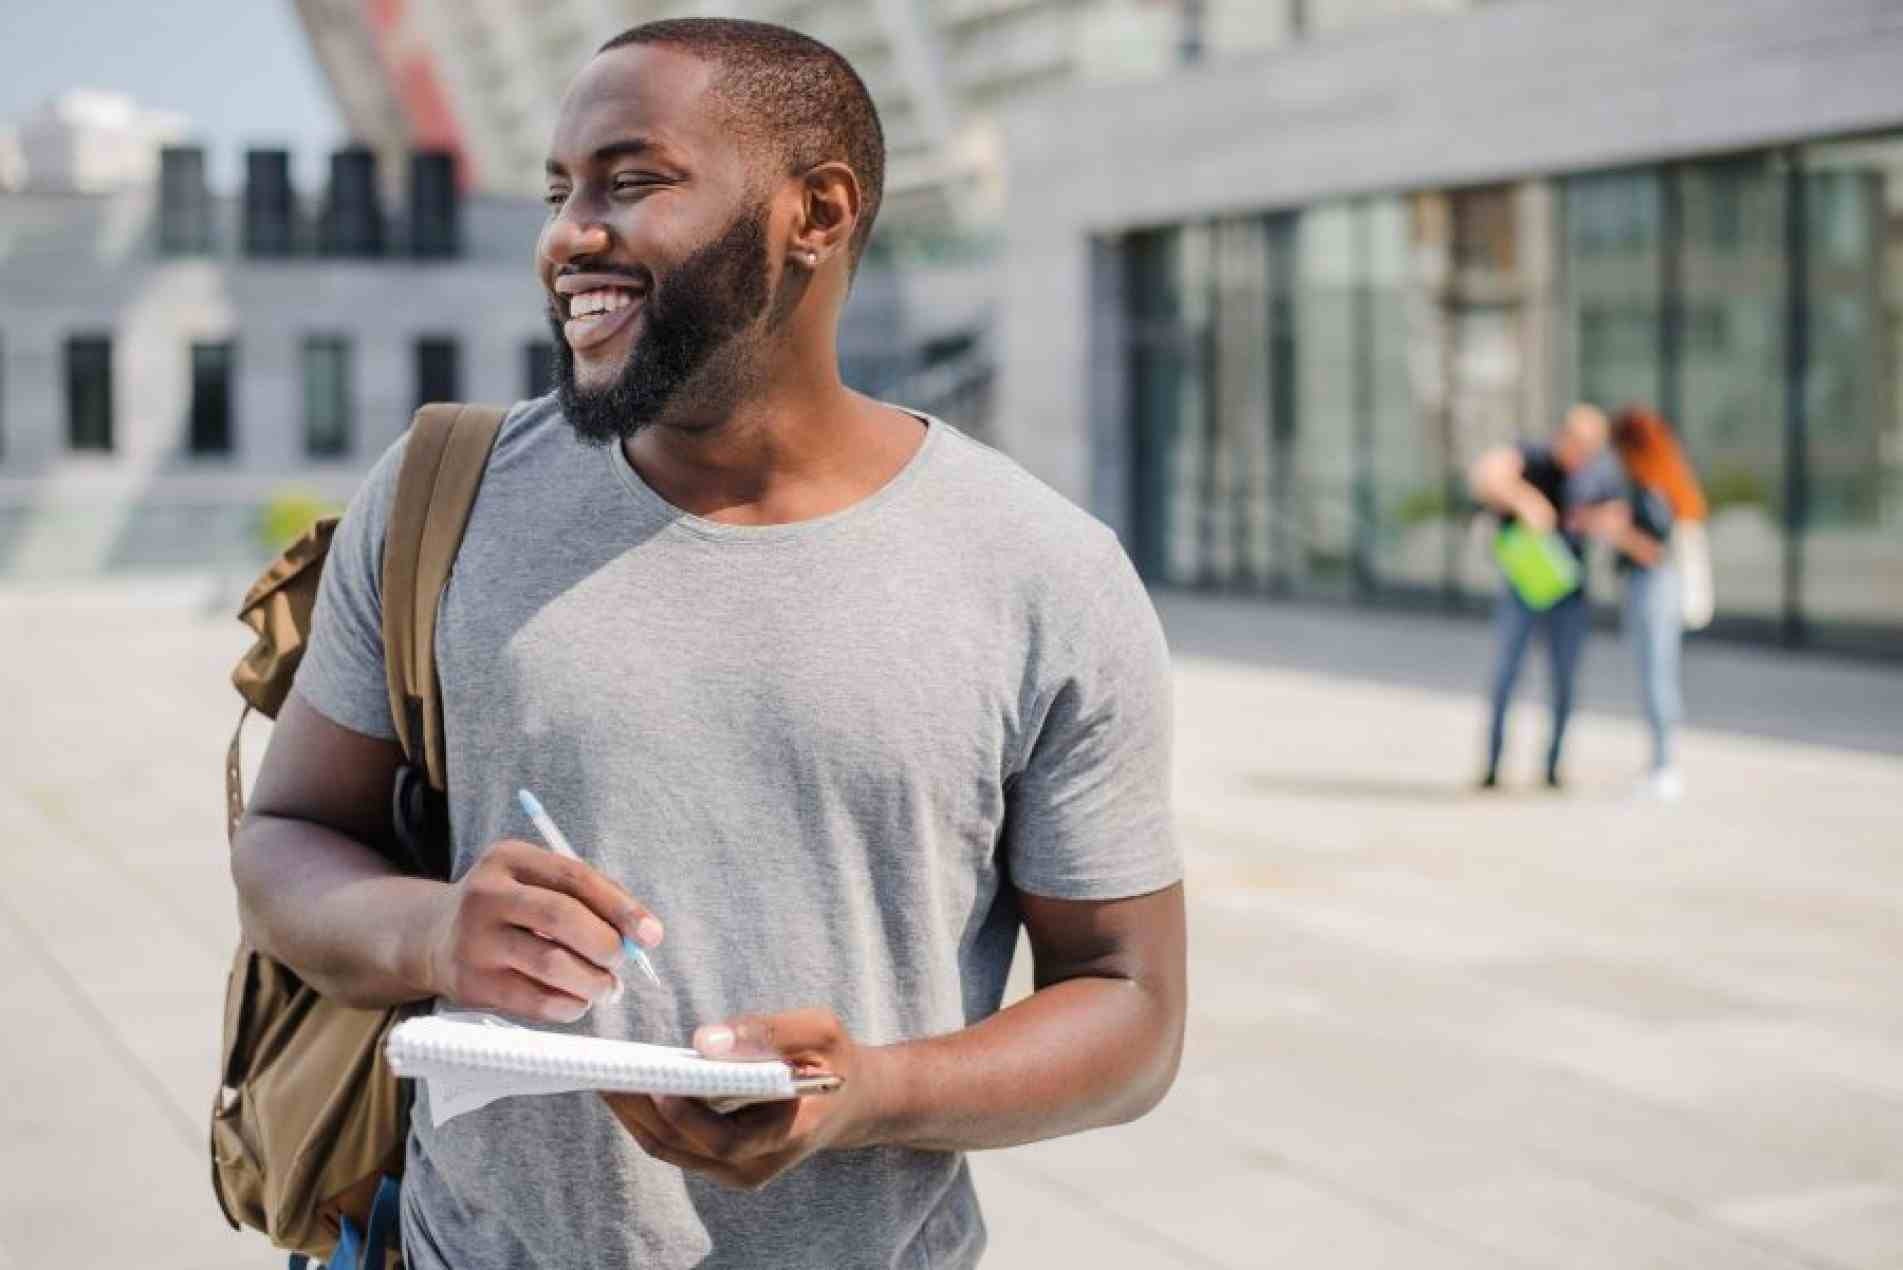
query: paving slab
[
  {"left": 1716, "top": 1185, "right": 1903, "bottom": 1270},
  {"left": 3, "top": 582, "right": 1899, "bottom": 1269}
]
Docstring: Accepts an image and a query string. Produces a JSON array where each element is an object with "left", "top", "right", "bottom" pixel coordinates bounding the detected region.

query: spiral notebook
[{"left": 388, "top": 1013, "right": 805, "bottom": 1127}]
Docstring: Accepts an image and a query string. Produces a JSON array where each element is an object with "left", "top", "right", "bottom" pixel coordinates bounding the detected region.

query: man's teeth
[{"left": 569, "top": 288, "right": 635, "bottom": 318}]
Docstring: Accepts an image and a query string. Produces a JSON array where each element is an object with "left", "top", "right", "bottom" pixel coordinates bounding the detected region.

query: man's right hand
[
  {"left": 419, "top": 839, "right": 662, "bottom": 1023},
  {"left": 1513, "top": 486, "right": 1557, "bottom": 535}
]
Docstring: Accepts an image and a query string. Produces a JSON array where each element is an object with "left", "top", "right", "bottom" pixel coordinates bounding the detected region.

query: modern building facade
[
  {"left": 996, "top": 0, "right": 1903, "bottom": 656},
  {"left": 0, "top": 132, "right": 978, "bottom": 577},
  {"left": 0, "top": 144, "right": 555, "bottom": 574}
]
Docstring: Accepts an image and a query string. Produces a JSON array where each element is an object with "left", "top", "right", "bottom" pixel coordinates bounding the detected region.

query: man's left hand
[{"left": 601, "top": 1007, "right": 891, "bottom": 1190}]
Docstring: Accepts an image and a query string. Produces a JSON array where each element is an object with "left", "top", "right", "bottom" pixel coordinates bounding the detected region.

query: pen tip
[
  {"left": 516, "top": 788, "right": 540, "bottom": 817},
  {"left": 623, "top": 938, "right": 661, "bottom": 985}
]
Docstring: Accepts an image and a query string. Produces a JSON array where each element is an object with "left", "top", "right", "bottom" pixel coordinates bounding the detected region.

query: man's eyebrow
[
  {"left": 545, "top": 137, "right": 663, "bottom": 179},
  {"left": 592, "top": 137, "right": 658, "bottom": 165}
]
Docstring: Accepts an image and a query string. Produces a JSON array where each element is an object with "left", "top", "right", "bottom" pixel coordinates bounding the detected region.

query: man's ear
[{"left": 788, "top": 161, "right": 861, "bottom": 270}]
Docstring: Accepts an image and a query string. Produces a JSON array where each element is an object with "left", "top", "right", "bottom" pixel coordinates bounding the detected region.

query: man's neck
[{"left": 622, "top": 368, "right": 926, "bottom": 527}]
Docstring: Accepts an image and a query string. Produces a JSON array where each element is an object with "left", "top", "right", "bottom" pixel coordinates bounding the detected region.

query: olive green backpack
[{"left": 212, "top": 403, "right": 506, "bottom": 1267}]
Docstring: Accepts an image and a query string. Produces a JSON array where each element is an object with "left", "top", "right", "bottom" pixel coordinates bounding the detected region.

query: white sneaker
[{"left": 1648, "top": 768, "right": 1684, "bottom": 802}]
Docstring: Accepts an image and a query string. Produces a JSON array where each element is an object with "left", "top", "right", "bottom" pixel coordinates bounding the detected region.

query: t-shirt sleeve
[
  {"left": 1004, "top": 534, "right": 1180, "bottom": 901},
  {"left": 1569, "top": 452, "right": 1625, "bottom": 505},
  {"left": 290, "top": 435, "right": 409, "bottom": 739}
]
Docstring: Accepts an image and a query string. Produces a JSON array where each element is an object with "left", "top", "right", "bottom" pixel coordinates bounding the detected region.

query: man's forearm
[
  {"left": 232, "top": 815, "right": 445, "bottom": 1008},
  {"left": 862, "top": 974, "right": 1181, "bottom": 1153}
]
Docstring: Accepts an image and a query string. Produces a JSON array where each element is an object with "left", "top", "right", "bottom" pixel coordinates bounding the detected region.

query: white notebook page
[{"left": 387, "top": 1013, "right": 801, "bottom": 1127}]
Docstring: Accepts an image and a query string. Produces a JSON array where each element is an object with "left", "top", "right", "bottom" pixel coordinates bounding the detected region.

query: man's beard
[{"left": 552, "top": 204, "right": 772, "bottom": 444}]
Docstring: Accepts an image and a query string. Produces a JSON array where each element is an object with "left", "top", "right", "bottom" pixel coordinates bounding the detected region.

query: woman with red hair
[{"left": 1576, "top": 406, "right": 1713, "bottom": 800}]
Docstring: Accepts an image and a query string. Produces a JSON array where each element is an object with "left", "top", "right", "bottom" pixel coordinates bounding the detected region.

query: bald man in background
[{"left": 1469, "top": 405, "right": 1619, "bottom": 790}]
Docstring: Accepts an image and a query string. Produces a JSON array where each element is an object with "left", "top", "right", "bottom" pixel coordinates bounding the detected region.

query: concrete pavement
[{"left": 2, "top": 578, "right": 1898, "bottom": 1269}]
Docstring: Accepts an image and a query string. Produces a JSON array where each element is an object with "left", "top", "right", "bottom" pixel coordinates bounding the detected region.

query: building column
[
  {"left": 998, "top": 220, "right": 1093, "bottom": 509},
  {"left": 235, "top": 324, "right": 303, "bottom": 472},
  {"left": 1517, "top": 179, "right": 1559, "bottom": 435},
  {"left": 1086, "top": 234, "right": 1131, "bottom": 539},
  {"left": 359, "top": 331, "right": 413, "bottom": 459}
]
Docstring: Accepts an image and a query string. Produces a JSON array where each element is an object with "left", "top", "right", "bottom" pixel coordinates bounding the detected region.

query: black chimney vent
[
  {"left": 409, "top": 150, "right": 460, "bottom": 259},
  {"left": 321, "top": 146, "right": 384, "bottom": 257},
  {"left": 243, "top": 148, "right": 295, "bottom": 257},
  {"left": 158, "top": 146, "right": 212, "bottom": 255}
]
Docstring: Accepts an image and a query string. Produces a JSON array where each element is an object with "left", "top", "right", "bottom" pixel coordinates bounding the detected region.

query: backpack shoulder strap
[{"left": 380, "top": 403, "right": 507, "bottom": 791}]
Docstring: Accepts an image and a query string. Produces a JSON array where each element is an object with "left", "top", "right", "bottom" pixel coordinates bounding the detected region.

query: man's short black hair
[{"left": 599, "top": 18, "right": 885, "bottom": 268}]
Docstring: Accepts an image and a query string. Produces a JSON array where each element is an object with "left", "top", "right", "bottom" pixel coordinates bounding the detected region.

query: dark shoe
[
  {"left": 1544, "top": 770, "right": 1563, "bottom": 790},
  {"left": 1478, "top": 771, "right": 1500, "bottom": 791}
]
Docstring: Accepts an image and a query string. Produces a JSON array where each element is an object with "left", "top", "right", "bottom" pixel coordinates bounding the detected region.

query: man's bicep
[
  {"left": 1019, "top": 884, "right": 1186, "bottom": 995},
  {"left": 244, "top": 690, "right": 404, "bottom": 852}
]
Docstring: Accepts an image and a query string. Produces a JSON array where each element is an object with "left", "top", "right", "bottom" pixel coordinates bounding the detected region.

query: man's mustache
[{"left": 555, "top": 263, "right": 651, "bottom": 287}]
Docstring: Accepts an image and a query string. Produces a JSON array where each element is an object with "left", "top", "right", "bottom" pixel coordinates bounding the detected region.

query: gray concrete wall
[{"left": 996, "top": 0, "right": 1903, "bottom": 512}]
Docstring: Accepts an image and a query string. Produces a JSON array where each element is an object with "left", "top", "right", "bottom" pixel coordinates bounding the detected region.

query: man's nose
[{"left": 543, "top": 213, "right": 611, "bottom": 266}]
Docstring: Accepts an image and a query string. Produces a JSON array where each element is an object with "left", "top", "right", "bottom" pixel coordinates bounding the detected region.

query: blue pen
[{"left": 517, "top": 788, "right": 661, "bottom": 987}]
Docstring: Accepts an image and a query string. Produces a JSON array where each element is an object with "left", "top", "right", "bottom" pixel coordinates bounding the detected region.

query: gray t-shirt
[{"left": 294, "top": 395, "right": 1178, "bottom": 1270}]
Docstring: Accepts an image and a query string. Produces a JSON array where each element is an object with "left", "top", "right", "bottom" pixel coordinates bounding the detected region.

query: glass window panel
[
  {"left": 189, "top": 341, "right": 235, "bottom": 456},
  {"left": 1124, "top": 223, "right": 1253, "bottom": 589},
  {"left": 1446, "top": 184, "right": 1545, "bottom": 600},
  {"left": 1166, "top": 225, "right": 1213, "bottom": 586},
  {"left": 1561, "top": 168, "right": 1665, "bottom": 604},
  {"left": 1291, "top": 203, "right": 1358, "bottom": 595},
  {"left": 1677, "top": 156, "right": 1788, "bottom": 622},
  {"left": 1208, "top": 216, "right": 1273, "bottom": 589},
  {"left": 1368, "top": 194, "right": 1452, "bottom": 593},
  {"left": 414, "top": 336, "right": 460, "bottom": 408},
  {"left": 1798, "top": 136, "right": 1903, "bottom": 633},
  {"left": 1125, "top": 227, "right": 1187, "bottom": 583},
  {"left": 303, "top": 336, "right": 353, "bottom": 458},
  {"left": 66, "top": 335, "right": 113, "bottom": 452},
  {"left": 1563, "top": 168, "right": 1664, "bottom": 411}
]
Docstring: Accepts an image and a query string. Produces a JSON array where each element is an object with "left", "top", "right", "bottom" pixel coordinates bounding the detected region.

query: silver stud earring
[{"left": 802, "top": 251, "right": 818, "bottom": 266}]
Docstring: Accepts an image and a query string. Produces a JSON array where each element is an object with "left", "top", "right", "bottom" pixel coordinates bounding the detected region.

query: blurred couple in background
[{"left": 1470, "top": 403, "right": 1714, "bottom": 800}]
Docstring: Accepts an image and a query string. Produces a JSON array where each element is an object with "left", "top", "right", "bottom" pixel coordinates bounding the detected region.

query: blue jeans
[
  {"left": 1625, "top": 563, "right": 1682, "bottom": 772},
  {"left": 1486, "top": 588, "right": 1589, "bottom": 779}
]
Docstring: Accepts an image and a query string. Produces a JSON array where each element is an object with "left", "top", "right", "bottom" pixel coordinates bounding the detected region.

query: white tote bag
[{"left": 1675, "top": 521, "right": 1715, "bottom": 630}]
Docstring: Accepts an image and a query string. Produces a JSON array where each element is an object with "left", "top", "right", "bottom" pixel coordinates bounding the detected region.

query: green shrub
[
  {"left": 1705, "top": 465, "right": 1772, "bottom": 513},
  {"left": 1395, "top": 486, "right": 1450, "bottom": 527},
  {"left": 257, "top": 490, "right": 340, "bottom": 552}
]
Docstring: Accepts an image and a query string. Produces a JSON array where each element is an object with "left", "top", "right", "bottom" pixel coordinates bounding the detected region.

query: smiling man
[{"left": 231, "top": 18, "right": 1184, "bottom": 1270}]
